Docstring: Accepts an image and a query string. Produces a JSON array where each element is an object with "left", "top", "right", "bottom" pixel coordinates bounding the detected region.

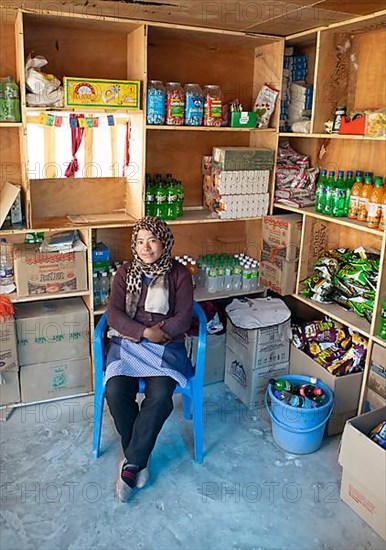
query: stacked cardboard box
[
  {"left": 224, "top": 298, "right": 291, "bottom": 407},
  {"left": 366, "top": 343, "right": 386, "bottom": 411},
  {"left": 15, "top": 298, "right": 92, "bottom": 402},
  {"left": 260, "top": 214, "right": 302, "bottom": 296},
  {"left": 0, "top": 317, "right": 20, "bottom": 406}
]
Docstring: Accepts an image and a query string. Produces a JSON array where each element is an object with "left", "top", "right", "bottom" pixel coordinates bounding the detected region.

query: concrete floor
[{"left": 0, "top": 383, "right": 385, "bottom": 550}]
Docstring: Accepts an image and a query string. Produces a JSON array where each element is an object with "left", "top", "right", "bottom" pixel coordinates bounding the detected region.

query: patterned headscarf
[{"left": 125, "top": 216, "right": 174, "bottom": 318}]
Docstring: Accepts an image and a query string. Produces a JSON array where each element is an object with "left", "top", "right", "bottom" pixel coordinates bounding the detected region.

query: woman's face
[{"left": 135, "top": 229, "right": 164, "bottom": 264}]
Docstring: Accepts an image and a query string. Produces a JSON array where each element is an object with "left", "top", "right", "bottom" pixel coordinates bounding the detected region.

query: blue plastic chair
[{"left": 92, "top": 301, "right": 207, "bottom": 463}]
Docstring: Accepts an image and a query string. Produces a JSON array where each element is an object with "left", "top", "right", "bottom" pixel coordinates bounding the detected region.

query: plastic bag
[
  {"left": 253, "top": 83, "right": 279, "bottom": 128},
  {"left": 25, "top": 53, "right": 64, "bottom": 107}
]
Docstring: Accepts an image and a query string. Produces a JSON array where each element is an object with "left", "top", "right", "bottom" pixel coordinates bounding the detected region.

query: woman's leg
[
  {"left": 125, "top": 376, "right": 177, "bottom": 469},
  {"left": 106, "top": 376, "right": 139, "bottom": 452}
]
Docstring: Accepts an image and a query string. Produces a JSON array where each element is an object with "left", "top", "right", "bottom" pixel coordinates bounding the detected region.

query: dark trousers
[{"left": 106, "top": 375, "right": 177, "bottom": 469}]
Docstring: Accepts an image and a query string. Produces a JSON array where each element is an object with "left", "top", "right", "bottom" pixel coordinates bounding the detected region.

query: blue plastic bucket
[{"left": 265, "top": 375, "right": 334, "bottom": 454}]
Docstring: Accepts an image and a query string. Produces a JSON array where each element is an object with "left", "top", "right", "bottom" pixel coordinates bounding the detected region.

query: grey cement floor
[{"left": 0, "top": 383, "right": 385, "bottom": 550}]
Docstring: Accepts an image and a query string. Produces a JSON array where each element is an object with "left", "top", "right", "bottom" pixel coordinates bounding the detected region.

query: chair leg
[
  {"left": 93, "top": 387, "right": 105, "bottom": 458},
  {"left": 182, "top": 394, "right": 191, "bottom": 420},
  {"left": 192, "top": 390, "right": 204, "bottom": 464}
]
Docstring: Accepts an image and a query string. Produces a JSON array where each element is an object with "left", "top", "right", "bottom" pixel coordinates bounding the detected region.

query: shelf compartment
[
  {"left": 146, "top": 126, "right": 276, "bottom": 132},
  {"left": 312, "top": 24, "right": 386, "bottom": 134},
  {"left": 6, "top": 290, "right": 90, "bottom": 304},
  {"left": 273, "top": 204, "right": 385, "bottom": 237},
  {"left": 279, "top": 132, "right": 386, "bottom": 141},
  {"left": 294, "top": 295, "right": 371, "bottom": 338}
]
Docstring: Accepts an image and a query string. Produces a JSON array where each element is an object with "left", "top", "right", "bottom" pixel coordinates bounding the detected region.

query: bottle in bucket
[{"left": 269, "top": 377, "right": 296, "bottom": 393}]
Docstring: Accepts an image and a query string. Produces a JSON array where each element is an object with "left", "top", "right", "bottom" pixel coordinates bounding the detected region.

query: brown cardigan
[{"left": 106, "top": 260, "right": 194, "bottom": 343}]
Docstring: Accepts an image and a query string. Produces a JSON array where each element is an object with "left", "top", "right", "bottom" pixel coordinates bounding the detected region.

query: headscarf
[{"left": 125, "top": 216, "right": 174, "bottom": 318}]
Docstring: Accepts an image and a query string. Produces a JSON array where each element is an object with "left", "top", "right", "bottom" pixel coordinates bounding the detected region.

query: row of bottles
[
  {"left": 270, "top": 377, "right": 326, "bottom": 409},
  {"left": 315, "top": 170, "right": 385, "bottom": 230},
  {"left": 92, "top": 262, "right": 123, "bottom": 309},
  {"left": 145, "top": 173, "right": 185, "bottom": 220},
  {"left": 0, "top": 77, "right": 21, "bottom": 122},
  {"left": 175, "top": 253, "right": 260, "bottom": 294},
  {"left": 147, "top": 81, "right": 222, "bottom": 126}
]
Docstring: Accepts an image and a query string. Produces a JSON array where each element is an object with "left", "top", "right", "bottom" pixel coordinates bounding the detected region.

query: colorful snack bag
[{"left": 253, "top": 83, "right": 279, "bottom": 128}]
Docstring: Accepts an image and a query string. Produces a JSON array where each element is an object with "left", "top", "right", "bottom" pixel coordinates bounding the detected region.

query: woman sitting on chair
[{"left": 105, "top": 216, "right": 193, "bottom": 502}]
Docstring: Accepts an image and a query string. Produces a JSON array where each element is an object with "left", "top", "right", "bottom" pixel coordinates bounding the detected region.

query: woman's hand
[{"left": 143, "top": 321, "right": 171, "bottom": 344}]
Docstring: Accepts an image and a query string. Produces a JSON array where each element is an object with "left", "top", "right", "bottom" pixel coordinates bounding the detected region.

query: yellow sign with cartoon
[{"left": 64, "top": 77, "right": 140, "bottom": 109}]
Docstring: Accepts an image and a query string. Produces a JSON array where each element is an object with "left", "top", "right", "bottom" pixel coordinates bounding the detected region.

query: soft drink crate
[{"left": 224, "top": 344, "right": 289, "bottom": 407}]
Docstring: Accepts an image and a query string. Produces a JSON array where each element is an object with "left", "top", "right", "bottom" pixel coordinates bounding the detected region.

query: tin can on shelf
[{"left": 331, "top": 105, "right": 346, "bottom": 134}]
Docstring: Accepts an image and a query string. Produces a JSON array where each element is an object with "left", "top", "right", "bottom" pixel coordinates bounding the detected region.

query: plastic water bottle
[
  {"left": 100, "top": 272, "right": 110, "bottom": 306},
  {"left": 93, "top": 273, "right": 101, "bottom": 309},
  {"left": 217, "top": 264, "right": 225, "bottom": 291},
  {"left": 242, "top": 262, "right": 251, "bottom": 291},
  {"left": 0, "top": 238, "right": 15, "bottom": 293},
  {"left": 250, "top": 261, "right": 259, "bottom": 290},
  {"left": 232, "top": 263, "right": 242, "bottom": 290},
  {"left": 207, "top": 265, "right": 218, "bottom": 293},
  {"left": 224, "top": 264, "right": 233, "bottom": 291}
]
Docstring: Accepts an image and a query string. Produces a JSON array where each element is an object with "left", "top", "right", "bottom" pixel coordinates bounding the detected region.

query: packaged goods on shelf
[
  {"left": 64, "top": 77, "right": 140, "bottom": 109},
  {"left": 260, "top": 259, "right": 298, "bottom": 296},
  {"left": 13, "top": 243, "right": 88, "bottom": 297},
  {"left": 262, "top": 214, "right": 303, "bottom": 261},
  {"left": 252, "top": 83, "right": 279, "bottom": 129},
  {"left": 274, "top": 142, "right": 318, "bottom": 207},
  {"left": 301, "top": 247, "right": 379, "bottom": 322},
  {"left": 25, "top": 54, "right": 64, "bottom": 107},
  {"left": 212, "top": 147, "right": 274, "bottom": 172}
]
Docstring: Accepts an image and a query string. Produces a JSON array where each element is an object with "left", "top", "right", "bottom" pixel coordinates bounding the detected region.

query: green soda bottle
[
  {"left": 378, "top": 301, "right": 386, "bottom": 340},
  {"left": 343, "top": 170, "right": 354, "bottom": 216},
  {"left": 315, "top": 169, "right": 327, "bottom": 213},
  {"left": 145, "top": 177, "right": 156, "bottom": 216},
  {"left": 176, "top": 180, "right": 185, "bottom": 217},
  {"left": 323, "top": 171, "right": 336, "bottom": 215},
  {"left": 166, "top": 178, "right": 178, "bottom": 220},
  {"left": 269, "top": 378, "right": 296, "bottom": 393},
  {"left": 332, "top": 170, "right": 346, "bottom": 217},
  {"left": 155, "top": 181, "right": 167, "bottom": 219}
]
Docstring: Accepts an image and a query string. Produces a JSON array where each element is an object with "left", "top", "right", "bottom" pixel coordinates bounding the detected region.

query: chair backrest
[{"left": 93, "top": 301, "right": 207, "bottom": 381}]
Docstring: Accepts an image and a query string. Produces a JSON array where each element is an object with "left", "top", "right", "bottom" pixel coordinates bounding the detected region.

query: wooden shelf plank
[
  {"left": 371, "top": 335, "right": 386, "bottom": 348},
  {"left": 279, "top": 132, "right": 386, "bottom": 141},
  {"left": 273, "top": 203, "right": 385, "bottom": 236},
  {"left": 146, "top": 125, "right": 277, "bottom": 132},
  {"left": 6, "top": 290, "right": 90, "bottom": 303},
  {"left": 169, "top": 207, "right": 264, "bottom": 224},
  {"left": 0, "top": 122, "right": 23, "bottom": 127},
  {"left": 294, "top": 294, "right": 372, "bottom": 338}
]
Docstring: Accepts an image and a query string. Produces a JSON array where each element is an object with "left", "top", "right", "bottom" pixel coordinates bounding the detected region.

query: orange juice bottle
[
  {"left": 379, "top": 188, "right": 386, "bottom": 231},
  {"left": 347, "top": 173, "right": 363, "bottom": 219},
  {"left": 357, "top": 174, "right": 373, "bottom": 222},
  {"left": 366, "top": 177, "right": 383, "bottom": 229}
]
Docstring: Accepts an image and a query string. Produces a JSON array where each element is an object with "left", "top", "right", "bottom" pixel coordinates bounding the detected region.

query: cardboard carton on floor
[
  {"left": 262, "top": 214, "right": 303, "bottom": 261},
  {"left": 15, "top": 298, "right": 90, "bottom": 366},
  {"left": 0, "top": 316, "right": 18, "bottom": 372},
  {"left": 226, "top": 319, "right": 291, "bottom": 371},
  {"left": 290, "top": 345, "right": 364, "bottom": 435},
  {"left": 0, "top": 368, "right": 20, "bottom": 406},
  {"left": 185, "top": 333, "right": 225, "bottom": 386},
  {"left": 366, "top": 388, "right": 386, "bottom": 411},
  {"left": 20, "top": 356, "right": 92, "bottom": 402},
  {"left": 224, "top": 344, "right": 289, "bottom": 407},
  {"left": 338, "top": 407, "right": 386, "bottom": 540},
  {"left": 14, "top": 244, "right": 87, "bottom": 297}
]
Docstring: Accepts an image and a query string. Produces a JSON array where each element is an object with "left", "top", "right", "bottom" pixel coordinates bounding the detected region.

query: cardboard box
[
  {"left": 20, "top": 357, "right": 92, "bottom": 402},
  {"left": 290, "top": 345, "right": 364, "bottom": 435},
  {"left": 226, "top": 319, "right": 291, "bottom": 370},
  {"left": 0, "top": 368, "right": 20, "bottom": 406},
  {"left": 225, "top": 344, "right": 289, "bottom": 407},
  {"left": 368, "top": 363, "right": 386, "bottom": 400},
  {"left": 262, "top": 214, "right": 303, "bottom": 260},
  {"left": 371, "top": 342, "right": 386, "bottom": 370},
  {"left": 366, "top": 388, "right": 386, "bottom": 411},
  {"left": 212, "top": 147, "right": 274, "bottom": 171},
  {"left": 230, "top": 111, "right": 257, "bottom": 128},
  {"left": 0, "top": 181, "right": 22, "bottom": 228},
  {"left": 0, "top": 317, "right": 18, "bottom": 372},
  {"left": 64, "top": 77, "right": 140, "bottom": 109},
  {"left": 15, "top": 298, "right": 90, "bottom": 366},
  {"left": 14, "top": 244, "right": 88, "bottom": 297},
  {"left": 338, "top": 408, "right": 386, "bottom": 540},
  {"left": 260, "top": 259, "right": 298, "bottom": 296},
  {"left": 186, "top": 333, "right": 226, "bottom": 386}
]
